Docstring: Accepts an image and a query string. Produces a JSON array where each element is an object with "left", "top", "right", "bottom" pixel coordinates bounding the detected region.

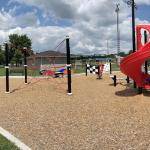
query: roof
[{"left": 28, "top": 50, "right": 66, "bottom": 58}]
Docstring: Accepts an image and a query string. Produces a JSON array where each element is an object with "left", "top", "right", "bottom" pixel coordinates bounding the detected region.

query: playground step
[{"left": 143, "top": 84, "right": 150, "bottom": 90}]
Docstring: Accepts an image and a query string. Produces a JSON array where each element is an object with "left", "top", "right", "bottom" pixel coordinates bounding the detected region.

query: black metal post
[
  {"left": 5, "top": 43, "right": 10, "bottom": 93},
  {"left": 114, "top": 75, "right": 117, "bottom": 87},
  {"left": 144, "top": 31, "right": 148, "bottom": 74},
  {"left": 97, "top": 65, "right": 100, "bottom": 79},
  {"left": 132, "top": 0, "right": 136, "bottom": 53},
  {"left": 126, "top": 76, "right": 130, "bottom": 83},
  {"left": 86, "top": 64, "right": 87, "bottom": 76},
  {"left": 66, "top": 36, "right": 72, "bottom": 95},
  {"left": 131, "top": 0, "right": 136, "bottom": 88},
  {"left": 110, "top": 60, "right": 112, "bottom": 74},
  {"left": 138, "top": 87, "right": 143, "bottom": 94},
  {"left": 23, "top": 47, "right": 28, "bottom": 84}
]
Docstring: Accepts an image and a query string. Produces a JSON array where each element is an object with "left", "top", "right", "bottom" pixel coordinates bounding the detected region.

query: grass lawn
[
  {"left": 73, "top": 68, "right": 85, "bottom": 74},
  {"left": 0, "top": 134, "right": 19, "bottom": 150},
  {"left": 0, "top": 68, "right": 5, "bottom": 76},
  {"left": 0, "top": 67, "right": 85, "bottom": 76},
  {"left": 111, "top": 63, "right": 120, "bottom": 71},
  {"left": 0, "top": 67, "right": 41, "bottom": 76}
]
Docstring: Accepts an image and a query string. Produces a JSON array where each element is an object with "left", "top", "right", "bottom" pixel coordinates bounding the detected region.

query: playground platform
[{"left": 0, "top": 73, "right": 150, "bottom": 149}]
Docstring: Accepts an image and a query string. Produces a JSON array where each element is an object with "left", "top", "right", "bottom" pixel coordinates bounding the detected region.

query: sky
[{"left": 0, "top": 0, "right": 150, "bottom": 54}]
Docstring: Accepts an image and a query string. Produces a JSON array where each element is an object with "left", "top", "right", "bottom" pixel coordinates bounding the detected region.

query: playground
[
  {"left": 1, "top": 73, "right": 150, "bottom": 149},
  {"left": 1, "top": 25, "right": 150, "bottom": 149},
  {"left": 1, "top": 1, "right": 150, "bottom": 149},
  {"left": 1, "top": 24, "right": 150, "bottom": 149}
]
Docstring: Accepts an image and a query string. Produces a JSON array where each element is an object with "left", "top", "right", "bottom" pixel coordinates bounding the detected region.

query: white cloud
[
  {"left": 0, "top": 7, "right": 40, "bottom": 30},
  {"left": 11, "top": 0, "right": 76, "bottom": 19},
  {"left": 0, "top": 9, "right": 16, "bottom": 30},
  {"left": 16, "top": 11, "right": 40, "bottom": 27},
  {"left": 136, "top": 0, "right": 150, "bottom": 5},
  {"left": 1, "top": 0, "right": 149, "bottom": 54}
]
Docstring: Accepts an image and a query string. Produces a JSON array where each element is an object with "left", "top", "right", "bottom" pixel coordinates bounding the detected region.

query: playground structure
[
  {"left": 86, "top": 62, "right": 111, "bottom": 79},
  {"left": 40, "top": 65, "right": 67, "bottom": 78},
  {"left": 86, "top": 64, "right": 103, "bottom": 79},
  {"left": 3, "top": 36, "right": 72, "bottom": 95},
  {"left": 120, "top": 25, "right": 150, "bottom": 93},
  {"left": 109, "top": 56, "right": 131, "bottom": 86},
  {"left": 3, "top": 43, "right": 28, "bottom": 93},
  {"left": 111, "top": 74, "right": 130, "bottom": 87}
]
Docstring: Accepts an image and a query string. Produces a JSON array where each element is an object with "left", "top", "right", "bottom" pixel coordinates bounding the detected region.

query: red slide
[{"left": 120, "top": 25, "right": 150, "bottom": 89}]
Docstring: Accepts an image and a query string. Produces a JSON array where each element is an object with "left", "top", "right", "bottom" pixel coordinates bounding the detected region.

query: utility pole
[
  {"left": 124, "top": 0, "right": 137, "bottom": 52},
  {"left": 125, "top": 0, "right": 137, "bottom": 88},
  {"left": 131, "top": 0, "right": 136, "bottom": 53},
  {"left": 131, "top": 0, "right": 136, "bottom": 88},
  {"left": 107, "top": 40, "right": 109, "bottom": 55},
  {"left": 115, "top": 3, "right": 120, "bottom": 56}
]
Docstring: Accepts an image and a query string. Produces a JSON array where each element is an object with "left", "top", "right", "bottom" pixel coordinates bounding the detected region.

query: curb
[{"left": 0, "top": 127, "right": 31, "bottom": 150}]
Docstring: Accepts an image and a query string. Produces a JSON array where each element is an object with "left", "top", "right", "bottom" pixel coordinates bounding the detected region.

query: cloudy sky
[{"left": 0, "top": 0, "right": 150, "bottom": 54}]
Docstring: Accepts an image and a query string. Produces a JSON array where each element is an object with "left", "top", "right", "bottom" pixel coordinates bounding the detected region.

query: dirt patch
[{"left": 0, "top": 73, "right": 150, "bottom": 149}]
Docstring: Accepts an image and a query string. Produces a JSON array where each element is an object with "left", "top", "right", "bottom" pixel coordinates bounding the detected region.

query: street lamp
[
  {"left": 106, "top": 40, "right": 109, "bottom": 55},
  {"left": 124, "top": 0, "right": 137, "bottom": 88},
  {"left": 124, "top": 0, "right": 137, "bottom": 53},
  {"left": 115, "top": 3, "right": 120, "bottom": 56}
]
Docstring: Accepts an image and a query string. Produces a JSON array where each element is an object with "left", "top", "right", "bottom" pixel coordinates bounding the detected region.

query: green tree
[
  {"left": 128, "top": 50, "right": 133, "bottom": 55},
  {"left": 11, "top": 49, "right": 22, "bottom": 67},
  {"left": 0, "top": 46, "right": 5, "bottom": 65},
  {"left": 8, "top": 34, "right": 33, "bottom": 66},
  {"left": 118, "top": 52, "right": 127, "bottom": 57}
]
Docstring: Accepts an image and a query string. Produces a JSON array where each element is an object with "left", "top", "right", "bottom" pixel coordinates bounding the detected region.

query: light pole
[
  {"left": 131, "top": 0, "right": 136, "bottom": 53},
  {"left": 115, "top": 3, "right": 120, "bottom": 56},
  {"left": 124, "top": 0, "right": 137, "bottom": 52},
  {"left": 106, "top": 40, "right": 109, "bottom": 55},
  {"left": 124, "top": 0, "right": 137, "bottom": 88}
]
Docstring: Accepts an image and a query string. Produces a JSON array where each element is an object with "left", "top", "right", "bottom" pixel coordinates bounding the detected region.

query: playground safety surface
[{"left": 0, "top": 73, "right": 150, "bottom": 149}]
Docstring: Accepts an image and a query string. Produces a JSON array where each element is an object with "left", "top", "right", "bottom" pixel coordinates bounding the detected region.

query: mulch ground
[{"left": 0, "top": 73, "right": 150, "bottom": 150}]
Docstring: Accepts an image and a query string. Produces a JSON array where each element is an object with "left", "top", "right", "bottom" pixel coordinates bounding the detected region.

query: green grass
[
  {"left": 0, "top": 134, "right": 19, "bottom": 150},
  {"left": 0, "top": 68, "right": 5, "bottom": 76},
  {"left": 73, "top": 68, "right": 85, "bottom": 74},
  {"left": 111, "top": 63, "right": 120, "bottom": 71},
  {"left": 0, "top": 68, "right": 41, "bottom": 76},
  {"left": 0, "top": 67, "right": 85, "bottom": 76},
  {"left": 28, "top": 69, "right": 40, "bottom": 76}
]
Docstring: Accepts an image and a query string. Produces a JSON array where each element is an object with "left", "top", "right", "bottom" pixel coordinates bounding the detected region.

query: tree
[
  {"left": 118, "top": 52, "right": 127, "bottom": 57},
  {"left": 8, "top": 34, "right": 33, "bottom": 66},
  {"left": 11, "top": 49, "right": 22, "bottom": 67},
  {"left": 0, "top": 46, "right": 4, "bottom": 65},
  {"left": 128, "top": 50, "right": 133, "bottom": 55}
]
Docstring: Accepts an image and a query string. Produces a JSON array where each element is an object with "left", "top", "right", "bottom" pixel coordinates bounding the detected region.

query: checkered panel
[{"left": 86, "top": 64, "right": 98, "bottom": 74}]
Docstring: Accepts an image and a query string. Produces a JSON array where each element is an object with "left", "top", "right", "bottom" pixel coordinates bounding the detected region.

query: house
[{"left": 27, "top": 50, "right": 67, "bottom": 69}]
